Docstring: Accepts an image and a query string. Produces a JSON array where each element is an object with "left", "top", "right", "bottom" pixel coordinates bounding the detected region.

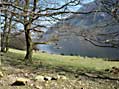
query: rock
[
  {"left": 16, "top": 77, "right": 30, "bottom": 83},
  {"left": 109, "top": 67, "right": 119, "bottom": 74},
  {"left": 51, "top": 76, "right": 58, "bottom": 80},
  {"left": 30, "top": 83, "right": 34, "bottom": 86},
  {"left": 24, "top": 73, "right": 29, "bottom": 77},
  {"left": 35, "top": 75, "right": 44, "bottom": 81},
  {"left": 1, "top": 67, "right": 8, "bottom": 71},
  {"left": 44, "top": 76, "right": 52, "bottom": 81},
  {"left": 35, "top": 75, "right": 67, "bottom": 81},
  {"left": 35, "top": 85, "right": 43, "bottom": 89},
  {"left": 60, "top": 76, "right": 67, "bottom": 80},
  {"left": 0, "top": 53, "right": 4, "bottom": 56},
  {"left": 74, "top": 74, "right": 79, "bottom": 78},
  {"left": 112, "top": 67, "right": 119, "bottom": 71},
  {"left": 11, "top": 77, "right": 30, "bottom": 86},
  {"left": 57, "top": 75, "right": 61, "bottom": 79},
  {"left": 0, "top": 71, "right": 3, "bottom": 77},
  {"left": 59, "top": 72, "right": 66, "bottom": 75},
  {"left": 51, "top": 75, "right": 67, "bottom": 80},
  {"left": 85, "top": 73, "right": 97, "bottom": 78}
]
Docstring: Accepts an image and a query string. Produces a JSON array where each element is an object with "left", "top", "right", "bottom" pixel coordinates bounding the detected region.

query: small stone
[
  {"left": 75, "top": 74, "right": 79, "bottom": 78},
  {"left": 35, "top": 75, "right": 44, "bottom": 81},
  {"left": 16, "top": 78, "right": 30, "bottom": 82},
  {"left": 11, "top": 77, "right": 30, "bottom": 86},
  {"left": 51, "top": 77, "right": 58, "bottom": 80},
  {"left": 57, "top": 75, "right": 61, "bottom": 79},
  {"left": 24, "top": 73, "right": 29, "bottom": 77},
  {"left": 59, "top": 72, "right": 66, "bottom": 75},
  {"left": 1, "top": 67, "right": 8, "bottom": 71},
  {"left": 35, "top": 85, "right": 43, "bottom": 89},
  {"left": 30, "top": 83, "right": 34, "bottom": 86},
  {"left": 44, "top": 76, "right": 52, "bottom": 81},
  {"left": 0, "top": 53, "right": 4, "bottom": 56},
  {"left": 0, "top": 71, "right": 3, "bottom": 77},
  {"left": 60, "top": 76, "right": 67, "bottom": 80}
]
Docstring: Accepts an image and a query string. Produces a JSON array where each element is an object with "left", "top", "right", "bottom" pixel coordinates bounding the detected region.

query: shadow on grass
[{"left": 1, "top": 52, "right": 119, "bottom": 81}]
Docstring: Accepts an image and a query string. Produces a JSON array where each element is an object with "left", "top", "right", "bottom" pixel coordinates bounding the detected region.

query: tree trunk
[
  {"left": 1, "top": 16, "right": 7, "bottom": 52},
  {"left": 24, "top": 24, "right": 33, "bottom": 63},
  {"left": 5, "top": 30, "right": 10, "bottom": 52},
  {"left": 1, "top": 33, "right": 6, "bottom": 52},
  {"left": 5, "top": 15, "right": 13, "bottom": 52}
]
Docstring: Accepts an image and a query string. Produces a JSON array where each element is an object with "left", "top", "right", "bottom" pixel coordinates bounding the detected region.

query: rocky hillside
[{"left": 43, "top": 0, "right": 119, "bottom": 47}]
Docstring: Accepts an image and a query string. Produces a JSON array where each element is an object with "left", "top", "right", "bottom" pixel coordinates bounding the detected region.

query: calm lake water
[{"left": 37, "top": 37, "right": 119, "bottom": 60}]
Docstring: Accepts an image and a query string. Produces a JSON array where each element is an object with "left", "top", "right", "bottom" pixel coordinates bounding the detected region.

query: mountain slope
[{"left": 39, "top": 0, "right": 119, "bottom": 59}]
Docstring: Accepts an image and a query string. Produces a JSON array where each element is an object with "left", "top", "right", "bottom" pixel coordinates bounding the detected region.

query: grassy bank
[
  {"left": 2, "top": 48, "right": 118, "bottom": 72},
  {"left": 1, "top": 48, "right": 119, "bottom": 89}
]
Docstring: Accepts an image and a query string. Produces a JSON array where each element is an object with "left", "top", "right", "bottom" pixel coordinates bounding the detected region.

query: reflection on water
[{"left": 37, "top": 37, "right": 119, "bottom": 60}]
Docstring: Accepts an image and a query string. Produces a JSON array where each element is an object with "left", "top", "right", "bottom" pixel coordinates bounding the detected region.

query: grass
[
  {"left": 4, "top": 48, "right": 119, "bottom": 72},
  {"left": 1, "top": 49, "right": 119, "bottom": 89}
]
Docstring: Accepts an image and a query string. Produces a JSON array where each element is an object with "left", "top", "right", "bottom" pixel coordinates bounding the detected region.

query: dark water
[{"left": 37, "top": 37, "right": 119, "bottom": 60}]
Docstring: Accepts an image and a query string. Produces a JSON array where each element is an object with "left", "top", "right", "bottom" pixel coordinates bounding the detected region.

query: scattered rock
[
  {"left": 11, "top": 77, "right": 30, "bottom": 86},
  {"left": 35, "top": 85, "right": 43, "bottom": 89},
  {"left": 85, "top": 73, "right": 98, "bottom": 78},
  {"left": 57, "top": 75, "right": 61, "bottom": 79},
  {"left": 59, "top": 72, "right": 66, "bottom": 75},
  {"left": 74, "top": 74, "right": 79, "bottom": 78},
  {"left": 16, "top": 77, "right": 30, "bottom": 83},
  {"left": 110, "top": 67, "right": 119, "bottom": 74},
  {"left": 1, "top": 67, "right": 8, "bottom": 71},
  {"left": 0, "top": 71, "right": 3, "bottom": 77},
  {"left": 35, "top": 75, "right": 44, "bottom": 81},
  {"left": 0, "top": 53, "right": 4, "bottom": 56},
  {"left": 30, "top": 83, "right": 34, "bottom": 87},
  {"left": 60, "top": 75, "right": 67, "bottom": 80},
  {"left": 24, "top": 73, "right": 29, "bottom": 77},
  {"left": 112, "top": 67, "right": 119, "bottom": 71},
  {"left": 11, "top": 81, "right": 26, "bottom": 86},
  {"left": 51, "top": 76, "right": 58, "bottom": 80},
  {"left": 34, "top": 74, "right": 68, "bottom": 81},
  {"left": 44, "top": 76, "right": 52, "bottom": 81}
]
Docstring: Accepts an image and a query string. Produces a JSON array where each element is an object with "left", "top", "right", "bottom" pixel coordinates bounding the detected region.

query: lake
[{"left": 37, "top": 36, "right": 119, "bottom": 60}]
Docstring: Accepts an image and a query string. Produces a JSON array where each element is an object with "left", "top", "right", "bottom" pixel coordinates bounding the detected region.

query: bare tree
[
  {"left": 100, "top": 0, "right": 119, "bottom": 22},
  {"left": 1, "top": 0, "right": 118, "bottom": 63},
  {"left": 0, "top": 0, "right": 15, "bottom": 52},
  {"left": 0, "top": 0, "right": 89, "bottom": 63}
]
